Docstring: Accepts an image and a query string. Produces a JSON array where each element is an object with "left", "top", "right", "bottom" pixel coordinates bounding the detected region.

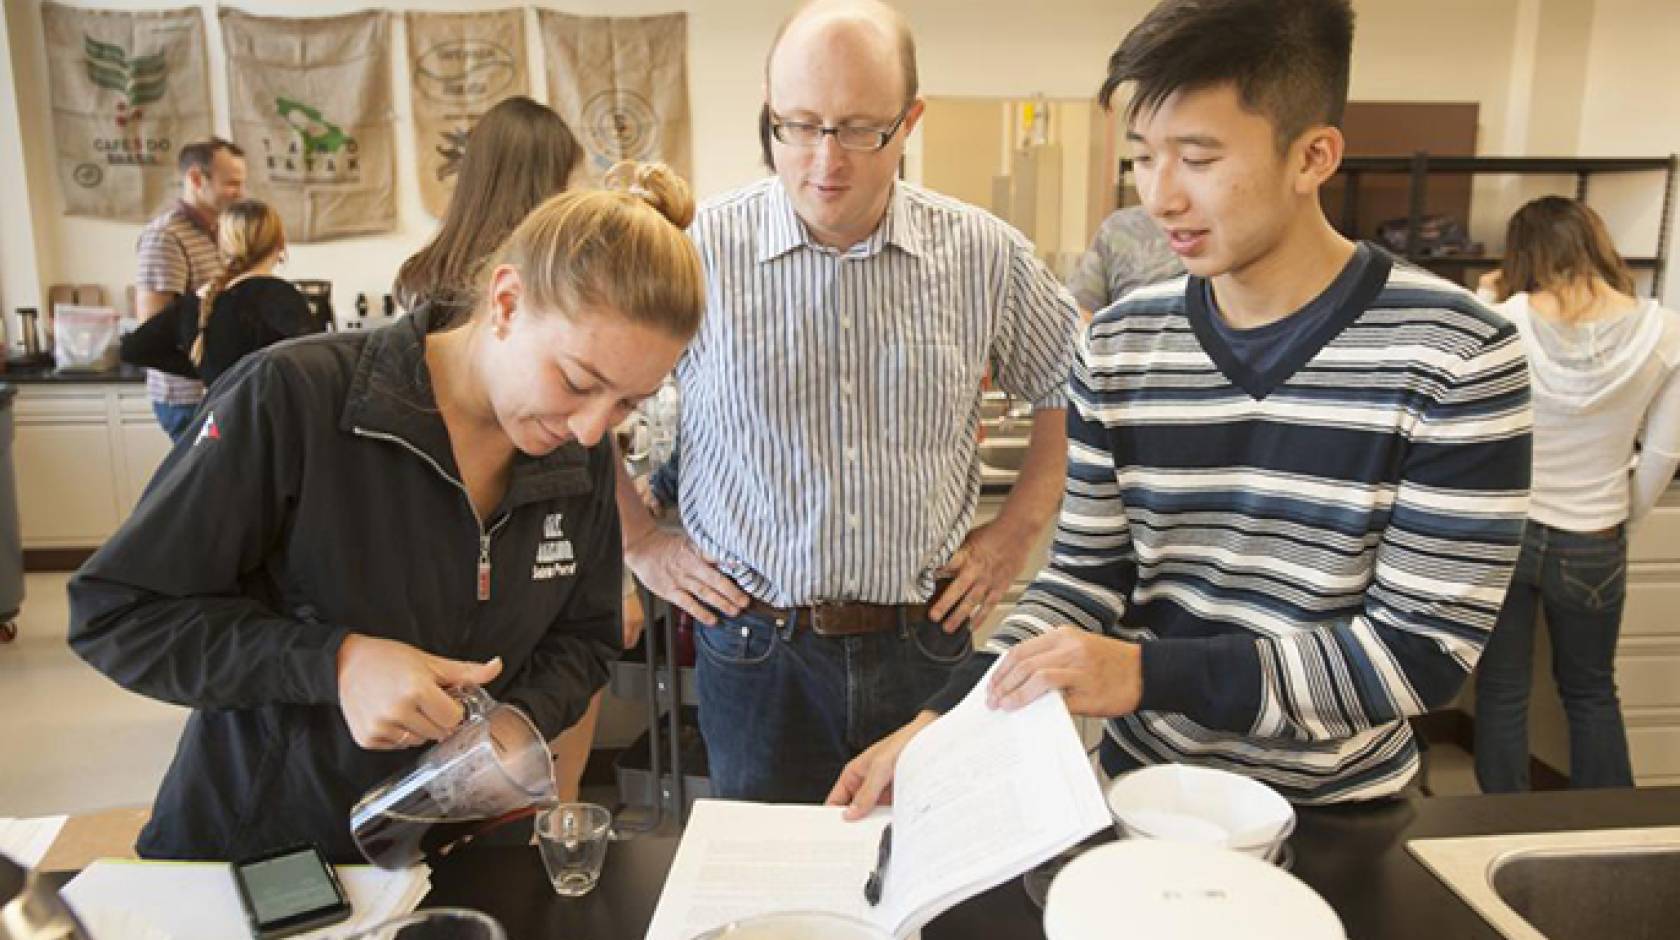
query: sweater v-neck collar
[{"left": 1186, "top": 245, "right": 1392, "bottom": 400}]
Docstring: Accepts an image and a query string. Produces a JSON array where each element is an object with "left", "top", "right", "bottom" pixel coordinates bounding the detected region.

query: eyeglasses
[{"left": 769, "top": 106, "right": 911, "bottom": 152}]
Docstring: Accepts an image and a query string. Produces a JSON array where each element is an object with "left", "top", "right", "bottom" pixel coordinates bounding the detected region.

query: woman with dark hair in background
[
  {"left": 393, "top": 95, "right": 583, "bottom": 322},
  {"left": 1474, "top": 196, "right": 1680, "bottom": 791}
]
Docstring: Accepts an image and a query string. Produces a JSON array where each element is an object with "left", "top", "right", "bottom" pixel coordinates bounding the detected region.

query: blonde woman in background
[
  {"left": 120, "top": 198, "right": 319, "bottom": 389},
  {"left": 188, "top": 200, "right": 319, "bottom": 385},
  {"left": 70, "top": 162, "right": 704, "bottom": 862},
  {"left": 1474, "top": 196, "right": 1680, "bottom": 791}
]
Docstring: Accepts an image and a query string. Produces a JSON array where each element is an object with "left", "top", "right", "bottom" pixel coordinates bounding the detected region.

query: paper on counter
[
  {"left": 647, "top": 659, "right": 1110, "bottom": 940},
  {"left": 61, "top": 858, "right": 430, "bottom": 939},
  {"left": 0, "top": 815, "right": 68, "bottom": 869}
]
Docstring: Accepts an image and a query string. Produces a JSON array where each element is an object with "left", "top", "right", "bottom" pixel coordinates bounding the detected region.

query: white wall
[
  {"left": 1577, "top": 0, "right": 1680, "bottom": 308},
  {"left": 3, "top": 0, "right": 1674, "bottom": 327}
]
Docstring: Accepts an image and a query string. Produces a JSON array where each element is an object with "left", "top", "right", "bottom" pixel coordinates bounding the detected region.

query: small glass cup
[
  {"left": 340, "top": 907, "right": 506, "bottom": 939},
  {"left": 535, "top": 803, "right": 613, "bottom": 897}
]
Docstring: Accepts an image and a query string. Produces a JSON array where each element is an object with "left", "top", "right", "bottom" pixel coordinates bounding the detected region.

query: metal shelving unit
[
  {"left": 608, "top": 585, "right": 710, "bottom": 831},
  {"left": 1116, "top": 153, "right": 1680, "bottom": 297}
]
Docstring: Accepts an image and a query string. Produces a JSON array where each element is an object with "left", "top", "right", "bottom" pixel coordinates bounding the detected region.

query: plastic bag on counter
[{"left": 52, "top": 304, "right": 122, "bottom": 373}]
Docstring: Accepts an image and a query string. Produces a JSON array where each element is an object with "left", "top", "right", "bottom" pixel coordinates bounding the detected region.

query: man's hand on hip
[
  {"left": 624, "top": 527, "right": 748, "bottom": 627},
  {"left": 930, "top": 519, "right": 1034, "bottom": 633},
  {"left": 986, "top": 626, "right": 1143, "bottom": 717}
]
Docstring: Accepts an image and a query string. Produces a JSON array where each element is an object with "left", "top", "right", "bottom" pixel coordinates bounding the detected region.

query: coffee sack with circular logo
[{"left": 581, "top": 89, "right": 659, "bottom": 162}]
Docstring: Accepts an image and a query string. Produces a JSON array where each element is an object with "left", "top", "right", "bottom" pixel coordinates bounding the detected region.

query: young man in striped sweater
[{"left": 831, "top": 0, "right": 1533, "bottom": 809}]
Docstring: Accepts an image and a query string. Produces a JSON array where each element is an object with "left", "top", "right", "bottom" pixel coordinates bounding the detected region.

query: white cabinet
[
  {"left": 116, "top": 392, "right": 173, "bottom": 514},
  {"left": 13, "top": 383, "right": 171, "bottom": 549},
  {"left": 1616, "top": 496, "right": 1680, "bottom": 786}
]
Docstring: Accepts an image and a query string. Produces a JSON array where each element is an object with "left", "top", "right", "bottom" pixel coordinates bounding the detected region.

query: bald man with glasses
[{"left": 615, "top": 0, "right": 1078, "bottom": 802}]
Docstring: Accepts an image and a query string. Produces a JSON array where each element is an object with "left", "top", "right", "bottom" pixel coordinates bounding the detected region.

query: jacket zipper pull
[{"left": 477, "top": 534, "right": 492, "bottom": 602}]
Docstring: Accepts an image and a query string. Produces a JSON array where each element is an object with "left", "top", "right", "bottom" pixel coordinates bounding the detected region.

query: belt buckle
[
  {"left": 809, "top": 601, "right": 840, "bottom": 636},
  {"left": 811, "top": 601, "right": 870, "bottom": 637}
]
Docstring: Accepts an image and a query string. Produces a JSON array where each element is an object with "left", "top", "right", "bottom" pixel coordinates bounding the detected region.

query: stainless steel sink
[
  {"left": 980, "top": 390, "right": 1031, "bottom": 424},
  {"left": 1489, "top": 845, "right": 1680, "bottom": 940},
  {"left": 978, "top": 436, "right": 1030, "bottom": 473},
  {"left": 1409, "top": 826, "right": 1680, "bottom": 940}
]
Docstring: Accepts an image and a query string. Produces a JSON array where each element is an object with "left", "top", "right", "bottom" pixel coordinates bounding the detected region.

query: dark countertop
[
  {"left": 1, "top": 361, "right": 146, "bottom": 384},
  {"left": 420, "top": 786, "right": 1680, "bottom": 939}
]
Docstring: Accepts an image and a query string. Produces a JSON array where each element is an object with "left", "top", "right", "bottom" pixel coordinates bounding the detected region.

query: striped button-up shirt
[
  {"left": 136, "top": 201, "right": 218, "bottom": 405},
  {"left": 671, "top": 178, "right": 1078, "bottom": 607}
]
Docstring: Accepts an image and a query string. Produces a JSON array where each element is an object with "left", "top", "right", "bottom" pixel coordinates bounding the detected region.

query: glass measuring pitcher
[{"left": 351, "top": 687, "right": 558, "bottom": 870}]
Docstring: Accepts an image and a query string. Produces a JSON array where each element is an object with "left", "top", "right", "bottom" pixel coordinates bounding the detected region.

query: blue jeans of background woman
[{"left": 1474, "top": 520, "right": 1634, "bottom": 791}]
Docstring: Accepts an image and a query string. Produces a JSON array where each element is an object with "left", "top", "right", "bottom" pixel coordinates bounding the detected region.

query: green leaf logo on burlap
[
  {"left": 276, "top": 97, "right": 352, "bottom": 154},
  {"left": 83, "top": 33, "right": 169, "bottom": 129}
]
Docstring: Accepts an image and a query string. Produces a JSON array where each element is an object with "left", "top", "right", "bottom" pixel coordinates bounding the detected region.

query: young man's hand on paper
[
  {"left": 826, "top": 710, "right": 939, "bottom": 820},
  {"left": 986, "top": 626, "right": 1144, "bottom": 717}
]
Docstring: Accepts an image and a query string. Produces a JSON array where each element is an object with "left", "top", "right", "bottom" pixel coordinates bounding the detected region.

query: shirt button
[
  {"left": 841, "top": 317, "right": 852, "bottom": 330},
  {"left": 840, "top": 380, "right": 853, "bottom": 394},
  {"left": 848, "top": 514, "right": 859, "bottom": 528},
  {"left": 846, "top": 447, "right": 858, "bottom": 462}
]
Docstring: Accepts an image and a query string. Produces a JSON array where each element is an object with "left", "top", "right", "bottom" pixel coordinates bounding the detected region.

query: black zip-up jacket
[{"left": 68, "top": 310, "right": 622, "bottom": 862}]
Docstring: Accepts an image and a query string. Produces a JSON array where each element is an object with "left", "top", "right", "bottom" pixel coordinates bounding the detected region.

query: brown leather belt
[
  {"left": 744, "top": 598, "right": 935, "bottom": 636},
  {"left": 744, "top": 580, "right": 951, "bottom": 637},
  {"left": 1580, "top": 525, "right": 1623, "bottom": 540}
]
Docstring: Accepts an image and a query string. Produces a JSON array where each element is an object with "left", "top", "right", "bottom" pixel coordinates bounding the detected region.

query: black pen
[{"left": 863, "top": 823, "right": 892, "bottom": 906}]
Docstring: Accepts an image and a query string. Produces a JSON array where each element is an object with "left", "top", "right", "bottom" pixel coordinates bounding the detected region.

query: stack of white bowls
[{"left": 1104, "top": 764, "right": 1296, "bottom": 863}]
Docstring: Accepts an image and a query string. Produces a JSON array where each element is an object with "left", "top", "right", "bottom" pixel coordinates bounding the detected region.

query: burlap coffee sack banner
[
  {"left": 220, "top": 9, "right": 395, "bottom": 242},
  {"left": 41, "top": 3, "right": 212, "bottom": 222},
  {"left": 406, "top": 9, "right": 530, "bottom": 219},
  {"left": 537, "top": 11, "right": 692, "bottom": 184}
]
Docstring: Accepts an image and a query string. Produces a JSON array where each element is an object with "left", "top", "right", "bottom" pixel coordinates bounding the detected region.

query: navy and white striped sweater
[{"left": 981, "top": 250, "right": 1533, "bottom": 803}]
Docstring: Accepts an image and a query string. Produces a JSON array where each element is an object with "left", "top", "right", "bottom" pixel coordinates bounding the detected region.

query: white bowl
[
  {"left": 1043, "top": 840, "right": 1344, "bottom": 940},
  {"left": 1105, "top": 764, "right": 1295, "bottom": 860}
]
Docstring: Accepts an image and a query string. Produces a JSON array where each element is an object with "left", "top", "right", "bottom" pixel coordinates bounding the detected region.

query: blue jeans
[
  {"left": 1475, "top": 520, "right": 1634, "bottom": 791},
  {"left": 694, "top": 607, "right": 974, "bottom": 802},
  {"left": 152, "top": 401, "right": 200, "bottom": 445}
]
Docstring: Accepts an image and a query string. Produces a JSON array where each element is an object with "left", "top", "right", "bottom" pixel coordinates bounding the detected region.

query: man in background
[
  {"left": 134, "top": 138, "right": 246, "bottom": 442},
  {"left": 1066, "top": 204, "right": 1182, "bottom": 319}
]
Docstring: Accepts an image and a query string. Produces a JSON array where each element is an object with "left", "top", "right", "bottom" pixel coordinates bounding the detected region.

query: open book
[{"left": 646, "top": 662, "right": 1110, "bottom": 940}]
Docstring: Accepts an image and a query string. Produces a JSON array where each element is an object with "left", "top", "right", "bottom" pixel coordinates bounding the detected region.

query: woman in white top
[{"left": 1474, "top": 196, "right": 1680, "bottom": 791}]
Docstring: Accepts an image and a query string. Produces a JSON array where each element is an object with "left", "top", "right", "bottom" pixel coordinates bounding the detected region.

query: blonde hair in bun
[
  {"left": 602, "top": 160, "right": 696, "bottom": 230},
  {"left": 481, "top": 161, "right": 704, "bottom": 339}
]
